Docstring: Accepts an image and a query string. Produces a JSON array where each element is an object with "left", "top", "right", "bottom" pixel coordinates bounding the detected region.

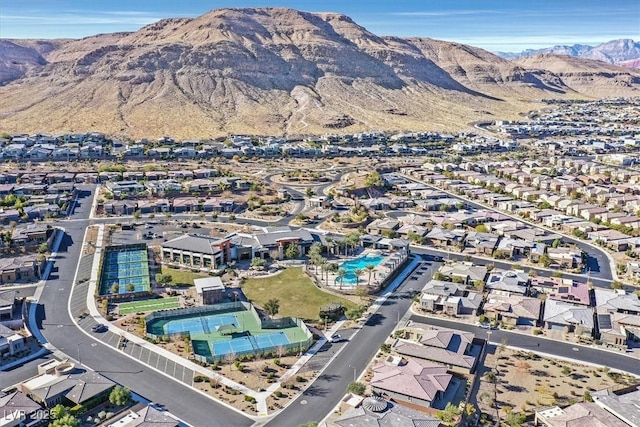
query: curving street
[{"left": 19, "top": 185, "right": 253, "bottom": 427}]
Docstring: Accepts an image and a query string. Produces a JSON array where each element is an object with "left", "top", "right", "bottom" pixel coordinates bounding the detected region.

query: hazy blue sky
[{"left": 1, "top": 0, "right": 638, "bottom": 52}]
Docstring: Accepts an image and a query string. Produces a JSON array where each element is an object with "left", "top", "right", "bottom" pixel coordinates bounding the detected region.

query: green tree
[
  {"left": 50, "top": 415, "right": 80, "bottom": 427},
  {"left": 37, "top": 242, "right": 49, "bottom": 254},
  {"left": 285, "top": 242, "right": 300, "bottom": 259},
  {"left": 433, "top": 271, "right": 447, "bottom": 281},
  {"left": 438, "top": 402, "right": 461, "bottom": 423},
  {"left": 156, "top": 273, "right": 173, "bottom": 285},
  {"left": 353, "top": 268, "right": 363, "bottom": 285},
  {"left": 109, "top": 385, "right": 132, "bottom": 406},
  {"left": 365, "top": 264, "right": 376, "bottom": 286},
  {"left": 346, "top": 381, "right": 366, "bottom": 396},
  {"left": 126, "top": 283, "right": 135, "bottom": 293},
  {"left": 336, "top": 268, "right": 347, "bottom": 290},
  {"left": 50, "top": 404, "right": 68, "bottom": 420},
  {"left": 110, "top": 283, "right": 120, "bottom": 294},
  {"left": 505, "top": 411, "right": 527, "bottom": 427},
  {"left": 305, "top": 188, "right": 315, "bottom": 197},
  {"left": 552, "top": 239, "right": 561, "bottom": 248},
  {"left": 308, "top": 242, "right": 323, "bottom": 259},
  {"left": 539, "top": 253, "right": 552, "bottom": 268},
  {"left": 264, "top": 299, "right": 280, "bottom": 318},
  {"left": 475, "top": 224, "right": 489, "bottom": 233},
  {"left": 364, "top": 171, "right": 383, "bottom": 187},
  {"left": 133, "top": 210, "right": 141, "bottom": 219}
]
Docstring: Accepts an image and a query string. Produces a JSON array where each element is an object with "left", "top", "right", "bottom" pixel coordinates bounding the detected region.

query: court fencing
[{"left": 144, "top": 301, "right": 314, "bottom": 363}]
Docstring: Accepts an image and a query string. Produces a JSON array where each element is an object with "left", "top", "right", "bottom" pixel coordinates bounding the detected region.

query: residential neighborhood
[{"left": 1, "top": 97, "right": 640, "bottom": 427}]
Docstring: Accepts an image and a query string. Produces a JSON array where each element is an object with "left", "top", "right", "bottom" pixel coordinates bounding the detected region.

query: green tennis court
[{"left": 119, "top": 297, "right": 180, "bottom": 315}]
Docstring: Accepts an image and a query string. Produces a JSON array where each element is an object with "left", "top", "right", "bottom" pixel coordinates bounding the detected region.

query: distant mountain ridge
[
  {"left": 498, "top": 39, "right": 640, "bottom": 68},
  {"left": 0, "top": 8, "right": 639, "bottom": 139}
]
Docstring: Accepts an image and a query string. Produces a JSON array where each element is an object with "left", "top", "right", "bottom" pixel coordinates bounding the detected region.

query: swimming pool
[{"left": 338, "top": 254, "right": 385, "bottom": 285}]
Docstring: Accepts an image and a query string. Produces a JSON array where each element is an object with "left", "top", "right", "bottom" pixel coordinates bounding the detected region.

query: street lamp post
[{"left": 77, "top": 341, "right": 85, "bottom": 366}]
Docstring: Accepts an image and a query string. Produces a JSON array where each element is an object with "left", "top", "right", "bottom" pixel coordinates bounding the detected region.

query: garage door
[{"left": 516, "top": 318, "right": 534, "bottom": 326}]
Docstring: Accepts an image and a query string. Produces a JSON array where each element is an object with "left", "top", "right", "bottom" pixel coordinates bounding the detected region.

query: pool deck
[{"left": 310, "top": 249, "right": 410, "bottom": 291}]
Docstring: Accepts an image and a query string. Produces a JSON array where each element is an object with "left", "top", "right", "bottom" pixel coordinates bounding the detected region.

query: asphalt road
[
  {"left": 396, "top": 177, "right": 615, "bottom": 281},
  {"left": 266, "top": 257, "right": 437, "bottom": 426},
  {"left": 408, "top": 246, "right": 616, "bottom": 289},
  {"left": 408, "top": 313, "right": 640, "bottom": 376},
  {"left": 27, "top": 185, "right": 253, "bottom": 427}
]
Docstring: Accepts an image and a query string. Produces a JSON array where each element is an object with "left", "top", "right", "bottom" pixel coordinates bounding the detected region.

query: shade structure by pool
[
  {"left": 164, "top": 314, "right": 238, "bottom": 335},
  {"left": 211, "top": 332, "right": 290, "bottom": 358},
  {"left": 338, "top": 253, "right": 385, "bottom": 285}
]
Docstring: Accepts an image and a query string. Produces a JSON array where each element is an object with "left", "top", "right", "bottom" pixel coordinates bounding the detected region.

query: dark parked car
[{"left": 91, "top": 323, "right": 107, "bottom": 333}]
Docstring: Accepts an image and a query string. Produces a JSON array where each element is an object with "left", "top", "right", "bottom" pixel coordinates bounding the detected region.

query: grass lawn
[
  {"left": 157, "top": 267, "right": 209, "bottom": 286},
  {"left": 242, "top": 267, "right": 357, "bottom": 322},
  {"left": 119, "top": 297, "right": 180, "bottom": 315}
]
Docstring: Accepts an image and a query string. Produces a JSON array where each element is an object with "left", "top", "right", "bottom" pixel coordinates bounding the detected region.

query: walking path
[{"left": 80, "top": 224, "right": 349, "bottom": 418}]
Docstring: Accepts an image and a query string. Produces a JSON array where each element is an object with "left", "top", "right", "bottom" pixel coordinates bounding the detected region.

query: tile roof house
[
  {"left": 425, "top": 228, "right": 466, "bottom": 248},
  {"left": 107, "top": 405, "right": 179, "bottom": 427},
  {"left": 592, "top": 386, "right": 640, "bottom": 426},
  {"left": 20, "top": 364, "right": 115, "bottom": 408},
  {"left": 485, "top": 270, "right": 530, "bottom": 295},
  {"left": 543, "top": 299, "right": 594, "bottom": 336},
  {"left": 595, "top": 289, "right": 640, "bottom": 316},
  {"left": 535, "top": 402, "right": 628, "bottom": 427},
  {"left": 547, "top": 247, "right": 584, "bottom": 269},
  {"left": 0, "top": 323, "right": 26, "bottom": 357},
  {"left": 419, "top": 280, "right": 482, "bottom": 316},
  {"left": 0, "top": 391, "right": 41, "bottom": 427},
  {"left": 438, "top": 262, "right": 487, "bottom": 285},
  {"left": 0, "top": 255, "right": 41, "bottom": 285},
  {"left": 333, "top": 400, "right": 442, "bottom": 427},
  {"left": 549, "top": 279, "right": 591, "bottom": 306},
  {"left": 483, "top": 293, "right": 541, "bottom": 326},
  {"left": 370, "top": 358, "right": 452, "bottom": 410},
  {"left": 0, "top": 290, "right": 17, "bottom": 319},
  {"left": 463, "top": 231, "right": 499, "bottom": 255},
  {"left": 367, "top": 218, "right": 400, "bottom": 236},
  {"left": 392, "top": 322, "right": 479, "bottom": 373}
]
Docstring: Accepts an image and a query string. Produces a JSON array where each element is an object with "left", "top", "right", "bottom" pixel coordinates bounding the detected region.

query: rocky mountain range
[
  {"left": 498, "top": 39, "right": 640, "bottom": 68},
  {"left": 0, "top": 8, "right": 639, "bottom": 139}
]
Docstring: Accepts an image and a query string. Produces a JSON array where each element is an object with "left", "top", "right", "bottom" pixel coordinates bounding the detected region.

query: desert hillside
[{"left": 0, "top": 7, "right": 638, "bottom": 139}]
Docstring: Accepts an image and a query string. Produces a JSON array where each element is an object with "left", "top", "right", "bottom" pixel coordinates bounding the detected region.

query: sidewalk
[
  {"left": 408, "top": 304, "right": 640, "bottom": 362},
  {"left": 83, "top": 224, "right": 344, "bottom": 419}
]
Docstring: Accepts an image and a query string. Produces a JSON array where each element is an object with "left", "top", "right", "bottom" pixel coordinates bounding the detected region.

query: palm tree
[
  {"left": 337, "top": 268, "right": 346, "bottom": 290},
  {"left": 320, "top": 258, "right": 328, "bottom": 284},
  {"left": 354, "top": 268, "right": 363, "bottom": 285},
  {"left": 365, "top": 264, "right": 376, "bottom": 286},
  {"left": 325, "top": 237, "right": 335, "bottom": 256},
  {"left": 264, "top": 299, "right": 280, "bottom": 318}
]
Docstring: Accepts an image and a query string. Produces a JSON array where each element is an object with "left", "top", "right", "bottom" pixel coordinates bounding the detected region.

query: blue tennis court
[
  {"left": 212, "top": 336, "right": 254, "bottom": 355},
  {"left": 211, "top": 332, "right": 290, "bottom": 357},
  {"left": 164, "top": 314, "right": 237, "bottom": 335},
  {"left": 254, "top": 332, "right": 290, "bottom": 349}
]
